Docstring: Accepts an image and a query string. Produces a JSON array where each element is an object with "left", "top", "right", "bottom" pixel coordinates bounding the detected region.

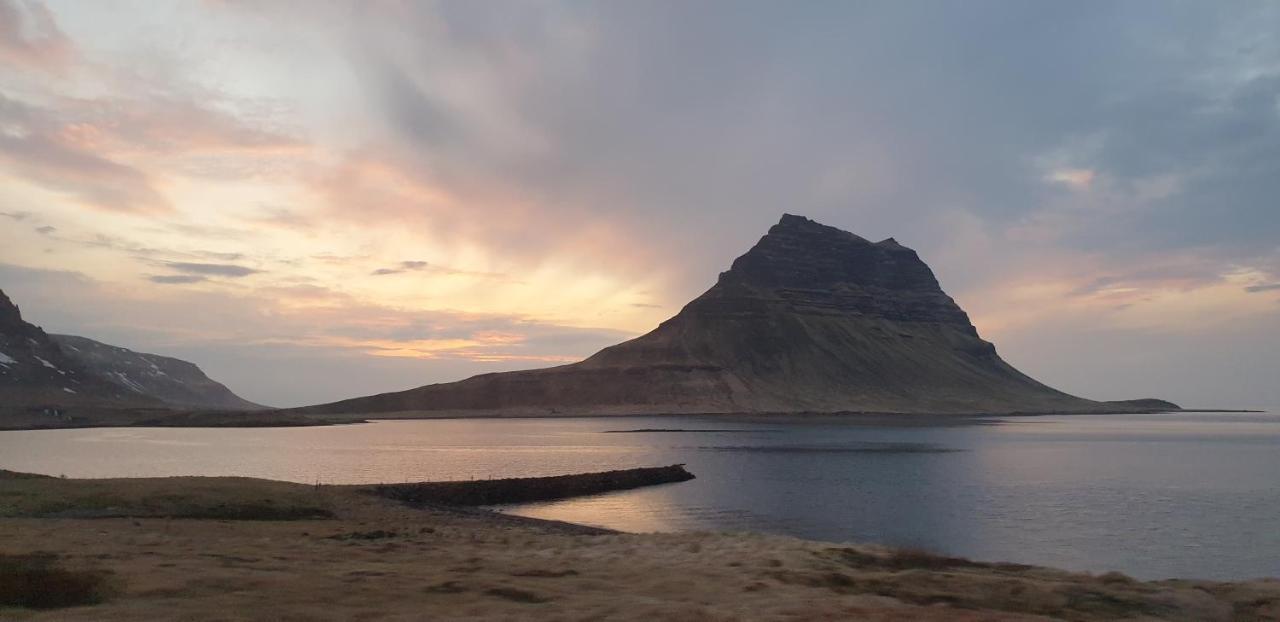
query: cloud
[
  {"left": 370, "top": 260, "right": 429, "bottom": 276},
  {"left": 1046, "top": 168, "right": 1096, "bottom": 190},
  {"left": 0, "top": 211, "right": 31, "bottom": 220},
  {"left": 242, "top": 206, "right": 313, "bottom": 230},
  {"left": 1065, "top": 262, "right": 1229, "bottom": 298},
  {"left": 34, "top": 225, "right": 55, "bottom": 234},
  {"left": 1245, "top": 283, "right": 1280, "bottom": 293},
  {"left": 0, "top": 0, "right": 73, "bottom": 71},
  {"left": 0, "top": 262, "right": 636, "bottom": 405},
  {"left": 5, "top": 1, "right": 1280, "bottom": 409},
  {"left": 368, "top": 259, "right": 506, "bottom": 280},
  {"left": 163, "top": 261, "right": 260, "bottom": 278},
  {"left": 148, "top": 274, "right": 208, "bottom": 284},
  {"left": 0, "top": 94, "right": 171, "bottom": 214},
  {"left": 0, "top": 132, "right": 170, "bottom": 213}
]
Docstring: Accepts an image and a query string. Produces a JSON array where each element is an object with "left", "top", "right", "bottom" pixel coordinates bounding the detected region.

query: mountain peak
[
  {"left": 771, "top": 213, "right": 871, "bottom": 244},
  {"left": 0, "top": 289, "right": 23, "bottom": 328},
  {"left": 719, "top": 214, "right": 942, "bottom": 306},
  {"left": 295, "top": 214, "right": 1171, "bottom": 417}
]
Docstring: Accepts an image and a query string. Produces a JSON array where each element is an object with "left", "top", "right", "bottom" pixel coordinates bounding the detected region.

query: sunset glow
[{"left": 3, "top": 1, "right": 1278, "bottom": 408}]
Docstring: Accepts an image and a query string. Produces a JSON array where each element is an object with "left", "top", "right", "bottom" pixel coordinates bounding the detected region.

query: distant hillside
[
  {"left": 0, "top": 290, "right": 149, "bottom": 411},
  {"left": 0, "top": 289, "right": 260, "bottom": 420},
  {"left": 51, "top": 334, "right": 260, "bottom": 411},
  {"left": 295, "top": 215, "right": 1179, "bottom": 417}
]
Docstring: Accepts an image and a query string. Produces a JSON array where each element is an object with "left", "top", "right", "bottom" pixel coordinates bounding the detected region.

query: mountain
[
  {"left": 0, "top": 289, "right": 259, "bottom": 417},
  {"left": 0, "top": 290, "right": 145, "bottom": 411},
  {"left": 296, "top": 214, "right": 1177, "bottom": 416},
  {"left": 51, "top": 335, "right": 260, "bottom": 411}
]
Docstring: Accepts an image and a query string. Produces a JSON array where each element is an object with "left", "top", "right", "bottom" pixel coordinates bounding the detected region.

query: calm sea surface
[{"left": 1, "top": 412, "right": 1277, "bottom": 581}]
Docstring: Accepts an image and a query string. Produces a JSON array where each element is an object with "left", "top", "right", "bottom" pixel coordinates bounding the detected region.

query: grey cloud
[
  {"left": 0, "top": 211, "right": 32, "bottom": 220},
  {"left": 1069, "top": 277, "right": 1123, "bottom": 297},
  {"left": 344, "top": 2, "right": 1280, "bottom": 298},
  {"left": 164, "top": 261, "right": 260, "bottom": 278},
  {"left": 369, "top": 260, "right": 428, "bottom": 276},
  {"left": 194, "top": 251, "right": 246, "bottom": 262},
  {"left": 70, "top": 233, "right": 162, "bottom": 256},
  {"left": 34, "top": 225, "right": 55, "bottom": 235},
  {"left": 1245, "top": 283, "right": 1280, "bottom": 293},
  {"left": 149, "top": 274, "right": 208, "bottom": 284},
  {"left": 369, "top": 260, "right": 504, "bottom": 279},
  {"left": 1067, "top": 264, "right": 1229, "bottom": 297},
  {"left": 50, "top": 230, "right": 249, "bottom": 266}
]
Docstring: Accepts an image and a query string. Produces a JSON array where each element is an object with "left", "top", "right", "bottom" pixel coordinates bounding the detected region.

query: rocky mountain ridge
[
  {"left": 294, "top": 214, "right": 1178, "bottom": 416},
  {"left": 51, "top": 334, "right": 260, "bottom": 411},
  {"left": 0, "top": 289, "right": 259, "bottom": 419}
]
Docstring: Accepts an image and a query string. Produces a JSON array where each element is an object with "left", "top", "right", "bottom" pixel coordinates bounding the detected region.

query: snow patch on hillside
[
  {"left": 0, "top": 350, "right": 15, "bottom": 365},
  {"left": 110, "top": 371, "right": 147, "bottom": 393},
  {"left": 35, "top": 356, "right": 67, "bottom": 374}
]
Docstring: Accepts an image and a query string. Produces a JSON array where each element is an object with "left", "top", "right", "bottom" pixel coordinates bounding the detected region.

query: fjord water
[{"left": 1, "top": 412, "right": 1277, "bottom": 581}]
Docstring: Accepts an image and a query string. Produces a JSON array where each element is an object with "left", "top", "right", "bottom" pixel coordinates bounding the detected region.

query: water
[{"left": 1, "top": 412, "right": 1277, "bottom": 581}]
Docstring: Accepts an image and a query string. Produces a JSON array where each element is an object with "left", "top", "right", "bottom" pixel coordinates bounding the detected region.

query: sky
[{"left": 1, "top": 0, "right": 1278, "bottom": 409}]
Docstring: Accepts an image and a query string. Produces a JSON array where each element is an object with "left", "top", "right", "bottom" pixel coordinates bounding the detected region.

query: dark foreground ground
[{"left": 1, "top": 469, "right": 1277, "bottom": 621}]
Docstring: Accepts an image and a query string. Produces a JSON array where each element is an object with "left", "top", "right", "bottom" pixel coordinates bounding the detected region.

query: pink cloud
[
  {"left": 81, "top": 97, "right": 307, "bottom": 158},
  {"left": 0, "top": 118, "right": 171, "bottom": 214},
  {"left": 0, "top": 87, "right": 310, "bottom": 213},
  {"left": 0, "top": 0, "right": 73, "bottom": 72}
]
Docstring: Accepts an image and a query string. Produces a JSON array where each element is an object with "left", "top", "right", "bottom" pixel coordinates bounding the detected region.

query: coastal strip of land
[
  {"left": 1, "top": 468, "right": 1278, "bottom": 620},
  {"left": 3, "top": 405, "right": 1265, "bottom": 432},
  {"left": 365, "top": 464, "right": 694, "bottom": 506}
]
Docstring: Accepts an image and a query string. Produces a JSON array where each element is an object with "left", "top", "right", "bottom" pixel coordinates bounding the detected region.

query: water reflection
[{"left": 1, "top": 413, "right": 1278, "bottom": 580}]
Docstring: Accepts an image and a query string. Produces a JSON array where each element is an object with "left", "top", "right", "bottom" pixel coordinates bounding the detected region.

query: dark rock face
[
  {"left": 51, "top": 335, "right": 260, "bottom": 411},
  {"left": 0, "top": 289, "right": 258, "bottom": 414},
  {"left": 297, "top": 215, "right": 1176, "bottom": 416},
  {"left": 0, "top": 290, "right": 137, "bottom": 411},
  {"left": 704, "top": 214, "right": 973, "bottom": 326}
]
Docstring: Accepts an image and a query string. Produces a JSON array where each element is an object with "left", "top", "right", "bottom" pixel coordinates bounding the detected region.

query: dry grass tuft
[{"left": 0, "top": 553, "right": 119, "bottom": 610}]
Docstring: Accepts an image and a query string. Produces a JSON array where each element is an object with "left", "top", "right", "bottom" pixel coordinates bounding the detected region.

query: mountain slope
[
  {"left": 0, "top": 290, "right": 150, "bottom": 411},
  {"left": 0, "top": 289, "right": 259, "bottom": 414},
  {"left": 296, "top": 215, "right": 1176, "bottom": 416},
  {"left": 51, "top": 334, "right": 261, "bottom": 411}
]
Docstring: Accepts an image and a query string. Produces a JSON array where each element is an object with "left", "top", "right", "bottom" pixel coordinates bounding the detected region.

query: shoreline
[
  {"left": 2, "top": 469, "right": 1277, "bottom": 620},
  {"left": 1, "top": 406, "right": 1268, "bottom": 432}
]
